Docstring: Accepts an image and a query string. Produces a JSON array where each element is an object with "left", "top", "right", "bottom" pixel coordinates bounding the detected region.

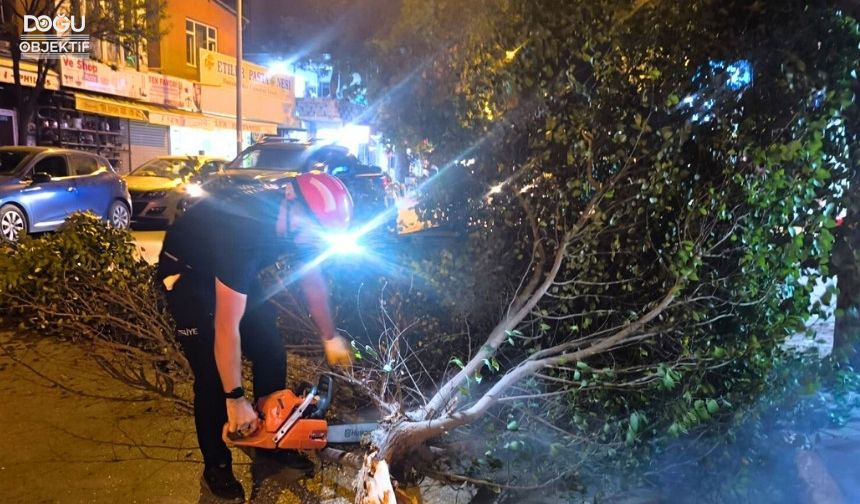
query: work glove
[{"left": 324, "top": 335, "right": 352, "bottom": 369}]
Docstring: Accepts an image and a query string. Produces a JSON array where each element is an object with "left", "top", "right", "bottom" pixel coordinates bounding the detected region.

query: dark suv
[{"left": 220, "top": 138, "right": 389, "bottom": 226}]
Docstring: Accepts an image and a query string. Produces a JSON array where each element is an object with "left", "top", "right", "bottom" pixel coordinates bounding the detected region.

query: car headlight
[{"left": 185, "top": 183, "right": 205, "bottom": 198}]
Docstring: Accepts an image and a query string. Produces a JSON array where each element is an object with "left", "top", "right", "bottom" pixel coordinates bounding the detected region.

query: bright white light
[
  {"left": 267, "top": 60, "right": 291, "bottom": 77},
  {"left": 489, "top": 183, "right": 504, "bottom": 194},
  {"left": 324, "top": 232, "right": 364, "bottom": 255},
  {"left": 338, "top": 124, "right": 371, "bottom": 155},
  {"left": 185, "top": 183, "right": 205, "bottom": 198}
]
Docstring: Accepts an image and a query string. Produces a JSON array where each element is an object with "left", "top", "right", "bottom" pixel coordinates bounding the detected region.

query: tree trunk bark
[
  {"left": 394, "top": 148, "right": 409, "bottom": 183},
  {"left": 16, "top": 103, "right": 34, "bottom": 146},
  {"left": 353, "top": 422, "right": 436, "bottom": 504}
]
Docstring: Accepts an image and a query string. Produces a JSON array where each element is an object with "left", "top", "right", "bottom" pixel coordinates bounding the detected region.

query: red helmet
[{"left": 291, "top": 172, "right": 353, "bottom": 231}]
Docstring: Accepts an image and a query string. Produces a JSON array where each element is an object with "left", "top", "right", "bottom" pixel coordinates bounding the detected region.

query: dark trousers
[{"left": 164, "top": 275, "right": 286, "bottom": 468}]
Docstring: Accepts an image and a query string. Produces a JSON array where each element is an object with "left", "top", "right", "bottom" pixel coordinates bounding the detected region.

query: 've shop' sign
[
  {"left": 60, "top": 55, "right": 201, "bottom": 112},
  {"left": 60, "top": 55, "right": 143, "bottom": 97}
]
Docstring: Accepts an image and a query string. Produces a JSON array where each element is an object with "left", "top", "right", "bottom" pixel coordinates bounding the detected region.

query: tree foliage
[
  {"left": 0, "top": 213, "right": 188, "bottom": 403},
  {"left": 336, "top": 0, "right": 860, "bottom": 494}
]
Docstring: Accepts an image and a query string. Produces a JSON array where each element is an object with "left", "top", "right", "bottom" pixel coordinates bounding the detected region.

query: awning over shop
[
  {"left": 198, "top": 114, "right": 278, "bottom": 135},
  {"left": 73, "top": 92, "right": 278, "bottom": 135},
  {"left": 147, "top": 105, "right": 211, "bottom": 129},
  {"left": 74, "top": 93, "right": 148, "bottom": 121}
]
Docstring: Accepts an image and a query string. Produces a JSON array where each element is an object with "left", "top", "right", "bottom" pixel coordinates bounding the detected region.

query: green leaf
[
  {"left": 666, "top": 94, "right": 680, "bottom": 107},
  {"left": 504, "top": 440, "right": 523, "bottom": 451},
  {"left": 506, "top": 420, "right": 519, "bottom": 431},
  {"left": 625, "top": 427, "right": 636, "bottom": 445},
  {"left": 450, "top": 357, "right": 465, "bottom": 369},
  {"left": 706, "top": 399, "right": 719, "bottom": 414},
  {"left": 490, "top": 357, "right": 501, "bottom": 372},
  {"left": 630, "top": 412, "right": 640, "bottom": 433}
]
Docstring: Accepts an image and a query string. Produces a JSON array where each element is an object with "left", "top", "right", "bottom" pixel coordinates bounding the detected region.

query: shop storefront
[
  {"left": 296, "top": 97, "right": 382, "bottom": 167},
  {"left": 4, "top": 52, "right": 295, "bottom": 166},
  {"left": 65, "top": 92, "right": 147, "bottom": 172},
  {"left": 59, "top": 91, "right": 278, "bottom": 169},
  {"left": 53, "top": 56, "right": 203, "bottom": 171},
  {"left": 169, "top": 126, "right": 234, "bottom": 158},
  {"left": 0, "top": 56, "right": 62, "bottom": 146},
  {"left": 167, "top": 118, "right": 277, "bottom": 159},
  {"left": 129, "top": 121, "right": 169, "bottom": 171}
]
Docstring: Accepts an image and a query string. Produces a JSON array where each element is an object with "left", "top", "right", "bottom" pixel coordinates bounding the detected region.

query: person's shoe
[
  {"left": 202, "top": 463, "right": 245, "bottom": 501},
  {"left": 254, "top": 449, "right": 315, "bottom": 472}
]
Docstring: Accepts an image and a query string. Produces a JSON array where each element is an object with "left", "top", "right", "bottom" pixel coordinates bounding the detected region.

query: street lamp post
[{"left": 236, "top": 0, "right": 243, "bottom": 156}]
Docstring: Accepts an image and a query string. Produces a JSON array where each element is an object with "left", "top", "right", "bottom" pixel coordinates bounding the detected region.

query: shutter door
[{"left": 129, "top": 121, "right": 169, "bottom": 170}]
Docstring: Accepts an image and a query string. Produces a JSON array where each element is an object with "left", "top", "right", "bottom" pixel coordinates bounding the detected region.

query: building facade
[{"left": 0, "top": 0, "right": 298, "bottom": 170}]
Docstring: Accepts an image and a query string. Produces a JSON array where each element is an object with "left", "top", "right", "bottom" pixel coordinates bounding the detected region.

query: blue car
[{"left": 0, "top": 146, "right": 131, "bottom": 242}]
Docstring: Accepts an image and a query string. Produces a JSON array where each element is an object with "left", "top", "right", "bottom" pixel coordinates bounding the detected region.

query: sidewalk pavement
[{"left": 0, "top": 332, "right": 354, "bottom": 504}]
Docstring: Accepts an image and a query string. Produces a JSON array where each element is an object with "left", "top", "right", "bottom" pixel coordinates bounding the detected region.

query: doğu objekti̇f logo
[{"left": 20, "top": 14, "right": 90, "bottom": 60}]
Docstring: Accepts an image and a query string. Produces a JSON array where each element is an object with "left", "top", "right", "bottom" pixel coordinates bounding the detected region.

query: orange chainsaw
[{"left": 221, "top": 376, "right": 377, "bottom": 450}]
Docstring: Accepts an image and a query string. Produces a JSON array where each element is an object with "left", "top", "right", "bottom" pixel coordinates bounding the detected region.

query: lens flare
[{"left": 324, "top": 232, "right": 364, "bottom": 255}]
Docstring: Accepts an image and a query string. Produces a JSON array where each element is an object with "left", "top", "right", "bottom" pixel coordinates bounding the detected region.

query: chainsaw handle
[
  {"left": 309, "top": 375, "right": 333, "bottom": 419},
  {"left": 222, "top": 422, "right": 261, "bottom": 444}
]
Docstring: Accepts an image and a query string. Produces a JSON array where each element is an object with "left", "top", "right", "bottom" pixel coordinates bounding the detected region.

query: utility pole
[{"left": 236, "top": 0, "right": 243, "bottom": 156}]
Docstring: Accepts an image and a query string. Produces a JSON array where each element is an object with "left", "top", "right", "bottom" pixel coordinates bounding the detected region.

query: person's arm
[
  {"left": 214, "top": 278, "right": 258, "bottom": 435},
  {"left": 299, "top": 265, "right": 351, "bottom": 367}
]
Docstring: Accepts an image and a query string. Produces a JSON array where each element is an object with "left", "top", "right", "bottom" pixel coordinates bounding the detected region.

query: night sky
[{"left": 243, "top": 0, "right": 399, "bottom": 61}]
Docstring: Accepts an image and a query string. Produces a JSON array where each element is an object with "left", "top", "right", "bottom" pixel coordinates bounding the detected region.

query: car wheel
[
  {"left": 0, "top": 204, "right": 27, "bottom": 242},
  {"left": 108, "top": 201, "right": 130, "bottom": 229}
]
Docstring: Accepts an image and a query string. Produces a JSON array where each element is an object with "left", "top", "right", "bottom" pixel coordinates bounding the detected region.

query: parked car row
[
  {"left": 221, "top": 137, "right": 390, "bottom": 227},
  {"left": 0, "top": 138, "right": 393, "bottom": 242}
]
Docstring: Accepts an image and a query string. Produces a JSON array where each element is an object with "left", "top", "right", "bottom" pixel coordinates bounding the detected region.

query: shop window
[
  {"left": 186, "top": 18, "right": 217, "bottom": 67},
  {"left": 70, "top": 155, "right": 100, "bottom": 176},
  {"left": 319, "top": 81, "right": 331, "bottom": 98},
  {"left": 34, "top": 156, "right": 69, "bottom": 178},
  {"left": 207, "top": 27, "right": 217, "bottom": 51}
]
